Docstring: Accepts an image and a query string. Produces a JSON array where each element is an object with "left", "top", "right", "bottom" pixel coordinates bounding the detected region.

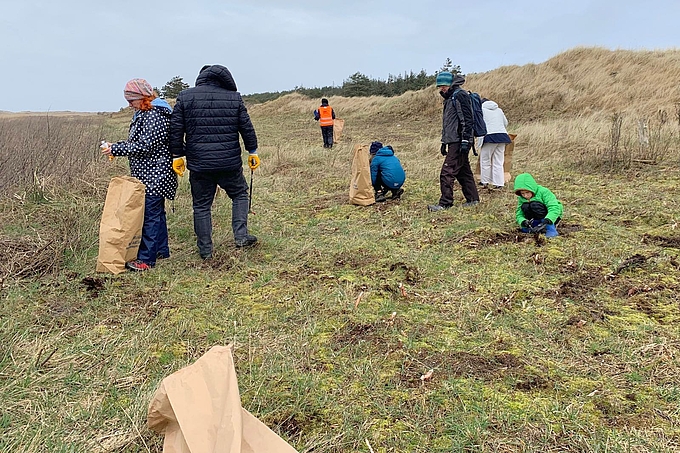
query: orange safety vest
[{"left": 318, "top": 106, "right": 334, "bottom": 126}]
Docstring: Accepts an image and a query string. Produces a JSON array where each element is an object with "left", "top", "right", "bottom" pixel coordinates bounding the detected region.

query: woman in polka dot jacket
[{"left": 106, "top": 78, "right": 178, "bottom": 272}]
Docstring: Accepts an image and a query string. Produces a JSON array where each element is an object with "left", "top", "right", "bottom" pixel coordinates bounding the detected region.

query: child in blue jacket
[{"left": 369, "top": 142, "right": 406, "bottom": 202}]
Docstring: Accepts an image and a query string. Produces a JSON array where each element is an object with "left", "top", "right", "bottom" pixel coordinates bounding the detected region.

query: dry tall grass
[{"left": 0, "top": 113, "right": 107, "bottom": 198}]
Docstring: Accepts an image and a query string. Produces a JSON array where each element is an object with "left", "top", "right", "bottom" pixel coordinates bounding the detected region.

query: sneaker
[
  {"left": 375, "top": 192, "right": 387, "bottom": 203},
  {"left": 235, "top": 234, "right": 258, "bottom": 248},
  {"left": 125, "top": 260, "right": 152, "bottom": 272},
  {"left": 428, "top": 204, "right": 450, "bottom": 212},
  {"left": 391, "top": 188, "right": 404, "bottom": 200},
  {"left": 462, "top": 200, "right": 479, "bottom": 207}
]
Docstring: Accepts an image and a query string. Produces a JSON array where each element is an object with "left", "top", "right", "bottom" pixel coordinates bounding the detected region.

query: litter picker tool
[{"left": 248, "top": 169, "right": 255, "bottom": 215}]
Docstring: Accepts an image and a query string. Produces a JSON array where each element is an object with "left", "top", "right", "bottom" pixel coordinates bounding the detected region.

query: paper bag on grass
[
  {"left": 96, "top": 176, "right": 145, "bottom": 274},
  {"left": 474, "top": 133, "right": 517, "bottom": 184},
  {"left": 349, "top": 143, "right": 374, "bottom": 206},
  {"left": 147, "top": 345, "right": 298, "bottom": 453},
  {"left": 333, "top": 118, "right": 345, "bottom": 143}
]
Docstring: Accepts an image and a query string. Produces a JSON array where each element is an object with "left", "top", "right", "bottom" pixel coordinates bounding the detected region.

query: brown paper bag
[
  {"left": 333, "top": 118, "right": 345, "bottom": 143},
  {"left": 349, "top": 143, "right": 374, "bottom": 206},
  {"left": 95, "top": 176, "right": 145, "bottom": 274},
  {"left": 474, "top": 133, "right": 517, "bottom": 184},
  {"left": 147, "top": 345, "right": 298, "bottom": 453}
]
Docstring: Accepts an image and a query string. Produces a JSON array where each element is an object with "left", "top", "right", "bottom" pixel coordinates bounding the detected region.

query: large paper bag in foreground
[
  {"left": 474, "top": 133, "right": 517, "bottom": 184},
  {"left": 96, "top": 176, "right": 145, "bottom": 274},
  {"left": 147, "top": 345, "right": 298, "bottom": 453},
  {"left": 349, "top": 143, "right": 374, "bottom": 206},
  {"left": 333, "top": 118, "right": 345, "bottom": 143}
]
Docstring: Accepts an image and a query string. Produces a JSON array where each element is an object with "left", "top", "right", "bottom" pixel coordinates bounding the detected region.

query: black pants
[
  {"left": 321, "top": 126, "right": 334, "bottom": 148},
  {"left": 373, "top": 173, "right": 401, "bottom": 197},
  {"left": 438, "top": 143, "right": 479, "bottom": 207},
  {"left": 521, "top": 201, "right": 561, "bottom": 224},
  {"left": 189, "top": 168, "right": 250, "bottom": 258}
]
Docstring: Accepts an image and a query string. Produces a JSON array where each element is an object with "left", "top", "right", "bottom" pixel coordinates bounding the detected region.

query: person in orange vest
[{"left": 313, "top": 98, "right": 336, "bottom": 148}]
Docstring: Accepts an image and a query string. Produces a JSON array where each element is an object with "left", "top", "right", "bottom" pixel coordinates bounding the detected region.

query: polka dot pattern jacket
[{"left": 111, "top": 105, "right": 178, "bottom": 200}]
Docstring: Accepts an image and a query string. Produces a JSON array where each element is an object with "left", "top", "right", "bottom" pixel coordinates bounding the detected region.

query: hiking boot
[
  {"left": 428, "top": 204, "right": 450, "bottom": 212},
  {"left": 235, "top": 234, "right": 258, "bottom": 248},
  {"left": 125, "top": 259, "right": 152, "bottom": 272},
  {"left": 391, "top": 188, "right": 404, "bottom": 200},
  {"left": 375, "top": 192, "right": 387, "bottom": 203},
  {"left": 462, "top": 200, "right": 479, "bottom": 207}
]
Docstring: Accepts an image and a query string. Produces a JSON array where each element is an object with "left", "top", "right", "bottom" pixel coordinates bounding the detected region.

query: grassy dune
[{"left": 1, "top": 48, "right": 679, "bottom": 452}]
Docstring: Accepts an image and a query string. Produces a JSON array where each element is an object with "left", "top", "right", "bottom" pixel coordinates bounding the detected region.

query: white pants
[{"left": 480, "top": 142, "right": 506, "bottom": 187}]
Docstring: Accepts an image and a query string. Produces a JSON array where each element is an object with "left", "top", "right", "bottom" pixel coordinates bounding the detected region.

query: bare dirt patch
[
  {"left": 397, "top": 350, "right": 527, "bottom": 388},
  {"left": 642, "top": 234, "right": 680, "bottom": 249},
  {"left": 457, "top": 223, "right": 584, "bottom": 249}
]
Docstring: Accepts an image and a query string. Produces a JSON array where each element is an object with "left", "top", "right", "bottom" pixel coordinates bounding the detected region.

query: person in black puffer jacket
[{"left": 169, "top": 65, "right": 260, "bottom": 259}]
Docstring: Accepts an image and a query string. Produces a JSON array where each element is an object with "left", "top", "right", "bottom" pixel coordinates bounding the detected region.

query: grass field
[{"left": 2, "top": 50, "right": 680, "bottom": 452}]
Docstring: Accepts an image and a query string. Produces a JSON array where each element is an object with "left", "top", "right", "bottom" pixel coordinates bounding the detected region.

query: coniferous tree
[{"left": 160, "top": 76, "right": 190, "bottom": 99}]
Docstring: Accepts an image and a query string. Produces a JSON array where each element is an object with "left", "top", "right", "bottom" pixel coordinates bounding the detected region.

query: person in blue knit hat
[
  {"left": 428, "top": 71, "right": 479, "bottom": 211},
  {"left": 369, "top": 142, "right": 405, "bottom": 202}
]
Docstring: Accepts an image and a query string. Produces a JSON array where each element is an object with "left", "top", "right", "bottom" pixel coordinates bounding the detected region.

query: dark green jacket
[{"left": 513, "top": 173, "right": 563, "bottom": 224}]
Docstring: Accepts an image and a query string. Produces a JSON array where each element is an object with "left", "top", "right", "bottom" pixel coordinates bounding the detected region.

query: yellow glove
[
  {"left": 248, "top": 153, "right": 260, "bottom": 170},
  {"left": 100, "top": 141, "right": 113, "bottom": 161},
  {"left": 172, "top": 157, "right": 186, "bottom": 177}
]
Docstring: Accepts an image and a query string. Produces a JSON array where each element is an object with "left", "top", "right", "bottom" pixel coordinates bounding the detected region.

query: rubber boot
[
  {"left": 545, "top": 224, "right": 559, "bottom": 238},
  {"left": 193, "top": 214, "right": 213, "bottom": 259}
]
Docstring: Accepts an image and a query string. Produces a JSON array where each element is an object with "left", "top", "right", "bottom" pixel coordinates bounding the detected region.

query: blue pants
[
  {"left": 321, "top": 126, "right": 334, "bottom": 147},
  {"left": 137, "top": 194, "right": 169, "bottom": 266}
]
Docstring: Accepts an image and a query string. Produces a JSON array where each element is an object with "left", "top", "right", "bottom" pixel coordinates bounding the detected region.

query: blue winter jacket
[{"left": 370, "top": 146, "right": 406, "bottom": 190}]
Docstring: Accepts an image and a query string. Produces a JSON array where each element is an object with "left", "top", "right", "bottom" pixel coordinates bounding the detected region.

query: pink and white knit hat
[{"left": 123, "top": 78, "right": 154, "bottom": 101}]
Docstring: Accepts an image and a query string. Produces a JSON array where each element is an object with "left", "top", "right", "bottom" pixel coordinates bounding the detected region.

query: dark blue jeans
[
  {"left": 321, "top": 126, "right": 334, "bottom": 147},
  {"left": 136, "top": 194, "right": 168, "bottom": 266},
  {"left": 189, "top": 168, "right": 250, "bottom": 258}
]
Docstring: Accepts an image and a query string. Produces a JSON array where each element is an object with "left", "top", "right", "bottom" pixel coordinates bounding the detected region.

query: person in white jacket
[{"left": 480, "top": 99, "right": 512, "bottom": 189}]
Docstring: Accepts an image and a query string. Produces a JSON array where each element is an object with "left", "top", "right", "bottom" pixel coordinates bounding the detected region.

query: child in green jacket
[{"left": 513, "top": 173, "right": 563, "bottom": 237}]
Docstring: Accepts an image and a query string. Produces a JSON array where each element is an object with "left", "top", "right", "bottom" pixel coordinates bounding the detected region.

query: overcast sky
[{"left": 1, "top": 0, "right": 678, "bottom": 112}]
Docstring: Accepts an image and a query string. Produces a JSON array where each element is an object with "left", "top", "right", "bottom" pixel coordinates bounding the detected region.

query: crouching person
[
  {"left": 514, "top": 173, "right": 563, "bottom": 237},
  {"left": 369, "top": 142, "right": 405, "bottom": 202}
]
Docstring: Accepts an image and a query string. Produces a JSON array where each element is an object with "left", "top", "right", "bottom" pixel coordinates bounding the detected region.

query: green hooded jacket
[{"left": 513, "top": 173, "right": 563, "bottom": 224}]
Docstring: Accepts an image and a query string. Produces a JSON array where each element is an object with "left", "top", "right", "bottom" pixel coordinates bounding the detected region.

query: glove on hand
[
  {"left": 521, "top": 220, "right": 531, "bottom": 229},
  {"left": 530, "top": 222, "right": 548, "bottom": 234},
  {"left": 100, "top": 141, "right": 113, "bottom": 161},
  {"left": 248, "top": 152, "right": 260, "bottom": 170},
  {"left": 459, "top": 140, "right": 471, "bottom": 154},
  {"left": 440, "top": 143, "right": 448, "bottom": 156},
  {"left": 172, "top": 157, "right": 186, "bottom": 177},
  {"left": 541, "top": 218, "right": 553, "bottom": 225}
]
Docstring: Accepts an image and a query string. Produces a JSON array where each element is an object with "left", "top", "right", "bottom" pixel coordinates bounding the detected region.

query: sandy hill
[{"left": 252, "top": 47, "right": 680, "bottom": 125}]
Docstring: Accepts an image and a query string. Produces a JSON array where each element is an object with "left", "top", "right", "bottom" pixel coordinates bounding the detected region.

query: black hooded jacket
[
  {"left": 169, "top": 65, "right": 258, "bottom": 172},
  {"left": 440, "top": 74, "right": 473, "bottom": 145}
]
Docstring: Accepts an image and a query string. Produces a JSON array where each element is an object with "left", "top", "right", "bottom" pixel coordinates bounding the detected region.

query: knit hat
[
  {"left": 435, "top": 72, "right": 453, "bottom": 87},
  {"left": 321, "top": 98, "right": 329, "bottom": 106},
  {"left": 369, "top": 141, "right": 383, "bottom": 155},
  {"left": 124, "top": 78, "right": 154, "bottom": 101}
]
